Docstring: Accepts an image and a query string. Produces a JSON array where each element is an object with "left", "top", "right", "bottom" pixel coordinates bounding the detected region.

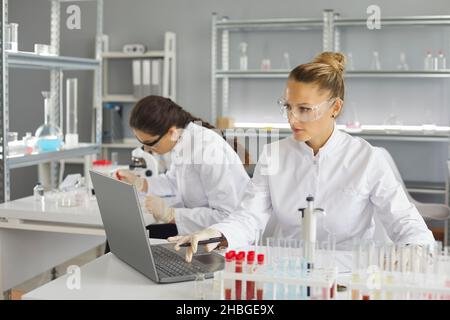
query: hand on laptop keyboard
[{"left": 168, "top": 228, "right": 224, "bottom": 262}]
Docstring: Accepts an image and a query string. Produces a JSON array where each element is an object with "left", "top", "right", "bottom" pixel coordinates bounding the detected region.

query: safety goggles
[
  {"left": 278, "top": 97, "right": 337, "bottom": 122},
  {"left": 135, "top": 133, "right": 165, "bottom": 149}
]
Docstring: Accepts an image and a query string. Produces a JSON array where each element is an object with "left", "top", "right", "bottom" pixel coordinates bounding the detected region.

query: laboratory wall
[{"left": 7, "top": 0, "right": 450, "bottom": 204}]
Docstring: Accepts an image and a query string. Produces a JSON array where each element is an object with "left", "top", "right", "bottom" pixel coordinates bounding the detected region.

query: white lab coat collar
[{"left": 295, "top": 122, "right": 342, "bottom": 158}]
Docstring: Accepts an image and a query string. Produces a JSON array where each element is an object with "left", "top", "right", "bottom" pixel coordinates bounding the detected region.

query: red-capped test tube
[
  {"left": 246, "top": 251, "right": 255, "bottom": 300},
  {"left": 256, "top": 254, "right": 265, "bottom": 300},
  {"left": 224, "top": 251, "right": 235, "bottom": 300},
  {"left": 235, "top": 252, "right": 245, "bottom": 300}
]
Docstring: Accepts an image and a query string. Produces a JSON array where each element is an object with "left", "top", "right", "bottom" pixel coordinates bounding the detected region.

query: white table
[
  {"left": 22, "top": 240, "right": 199, "bottom": 300},
  {"left": 23, "top": 244, "right": 353, "bottom": 300},
  {"left": 0, "top": 194, "right": 156, "bottom": 296}
]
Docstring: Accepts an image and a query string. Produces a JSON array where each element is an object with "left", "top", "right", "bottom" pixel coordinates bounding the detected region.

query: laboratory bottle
[
  {"left": 424, "top": 51, "right": 433, "bottom": 70},
  {"left": 33, "top": 182, "right": 44, "bottom": 201},
  {"left": 435, "top": 51, "right": 447, "bottom": 70}
]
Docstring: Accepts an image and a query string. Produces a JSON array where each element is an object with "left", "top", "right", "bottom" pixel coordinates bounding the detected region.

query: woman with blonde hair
[{"left": 169, "top": 52, "right": 434, "bottom": 261}]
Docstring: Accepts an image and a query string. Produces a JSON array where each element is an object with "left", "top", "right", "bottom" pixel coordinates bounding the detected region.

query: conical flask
[{"left": 35, "top": 91, "right": 63, "bottom": 152}]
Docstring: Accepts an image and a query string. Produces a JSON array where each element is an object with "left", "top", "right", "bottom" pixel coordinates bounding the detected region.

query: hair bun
[{"left": 312, "top": 51, "right": 346, "bottom": 74}]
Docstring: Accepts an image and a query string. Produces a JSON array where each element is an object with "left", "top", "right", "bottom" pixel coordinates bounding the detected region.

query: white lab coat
[
  {"left": 212, "top": 125, "right": 435, "bottom": 250},
  {"left": 146, "top": 122, "right": 250, "bottom": 235}
]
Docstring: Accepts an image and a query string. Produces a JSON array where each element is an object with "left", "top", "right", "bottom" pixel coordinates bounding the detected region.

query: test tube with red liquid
[
  {"left": 224, "top": 251, "right": 235, "bottom": 300},
  {"left": 256, "top": 254, "right": 265, "bottom": 300},
  {"left": 246, "top": 251, "right": 255, "bottom": 300}
]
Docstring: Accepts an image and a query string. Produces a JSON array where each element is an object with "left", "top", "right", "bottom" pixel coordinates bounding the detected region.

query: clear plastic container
[{"left": 35, "top": 91, "right": 63, "bottom": 152}]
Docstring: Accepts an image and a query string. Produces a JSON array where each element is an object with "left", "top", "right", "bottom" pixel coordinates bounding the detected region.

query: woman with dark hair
[{"left": 117, "top": 95, "right": 250, "bottom": 235}]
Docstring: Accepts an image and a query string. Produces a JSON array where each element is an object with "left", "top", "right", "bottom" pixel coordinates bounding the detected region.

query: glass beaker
[
  {"left": 65, "top": 78, "right": 79, "bottom": 147},
  {"left": 35, "top": 91, "right": 63, "bottom": 152},
  {"left": 5, "top": 23, "right": 18, "bottom": 52}
]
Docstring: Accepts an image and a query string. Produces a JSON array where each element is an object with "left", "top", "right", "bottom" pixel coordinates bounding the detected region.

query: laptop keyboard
[{"left": 152, "top": 245, "right": 211, "bottom": 278}]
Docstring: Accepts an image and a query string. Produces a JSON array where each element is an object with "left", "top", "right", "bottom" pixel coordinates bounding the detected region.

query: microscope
[{"left": 129, "top": 147, "right": 159, "bottom": 178}]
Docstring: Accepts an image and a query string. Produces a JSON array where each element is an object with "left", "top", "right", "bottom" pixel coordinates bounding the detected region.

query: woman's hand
[
  {"left": 145, "top": 195, "right": 175, "bottom": 223},
  {"left": 116, "top": 169, "right": 147, "bottom": 192},
  {"left": 168, "top": 228, "right": 225, "bottom": 262}
]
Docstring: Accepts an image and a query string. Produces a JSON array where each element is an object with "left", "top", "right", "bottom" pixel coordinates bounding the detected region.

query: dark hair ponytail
[
  {"left": 129, "top": 95, "right": 251, "bottom": 168},
  {"left": 129, "top": 95, "right": 214, "bottom": 135}
]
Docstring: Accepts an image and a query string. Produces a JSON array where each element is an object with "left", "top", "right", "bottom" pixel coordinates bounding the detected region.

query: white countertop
[
  {"left": 0, "top": 194, "right": 156, "bottom": 227},
  {"left": 22, "top": 239, "right": 197, "bottom": 300},
  {"left": 23, "top": 242, "right": 353, "bottom": 300}
]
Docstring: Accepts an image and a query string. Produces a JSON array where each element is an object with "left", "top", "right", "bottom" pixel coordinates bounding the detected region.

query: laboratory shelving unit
[
  {"left": 102, "top": 32, "right": 176, "bottom": 103},
  {"left": 0, "top": 0, "right": 103, "bottom": 202},
  {"left": 211, "top": 11, "right": 450, "bottom": 244},
  {"left": 100, "top": 32, "right": 176, "bottom": 159}
]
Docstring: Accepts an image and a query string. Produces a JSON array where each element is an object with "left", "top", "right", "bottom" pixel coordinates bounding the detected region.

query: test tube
[
  {"left": 385, "top": 244, "right": 395, "bottom": 300},
  {"left": 246, "top": 251, "right": 255, "bottom": 300},
  {"left": 256, "top": 254, "right": 265, "bottom": 300},
  {"left": 264, "top": 238, "right": 276, "bottom": 300},
  {"left": 235, "top": 252, "right": 245, "bottom": 300},
  {"left": 287, "top": 239, "right": 299, "bottom": 300},
  {"left": 275, "top": 239, "right": 287, "bottom": 300},
  {"left": 65, "top": 78, "right": 79, "bottom": 147},
  {"left": 351, "top": 240, "right": 361, "bottom": 300},
  {"left": 224, "top": 251, "right": 235, "bottom": 300}
]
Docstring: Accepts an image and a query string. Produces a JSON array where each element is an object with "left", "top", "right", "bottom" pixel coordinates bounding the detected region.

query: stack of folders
[{"left": 132, "top": 59, "right": 163, "bottom": 99}]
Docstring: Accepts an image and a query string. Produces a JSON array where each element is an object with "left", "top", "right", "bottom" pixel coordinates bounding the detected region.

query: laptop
[{"left": 90, "top": 170, "right": 225, "bottom": 283}]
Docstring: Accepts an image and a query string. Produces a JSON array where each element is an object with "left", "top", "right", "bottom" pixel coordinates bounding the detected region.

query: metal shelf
[
  {"left": 216, "top": 70, "right": 289, "bottom": 78},
  {"left": 102, "top": 94, "right": 137, "bottom": 103},
  {"left": 6, "top": 143, "right": 100, "bottom": 169},
  {"left": 215, "top": 70, "right": 450, "bottom": 79},
  {"left": 228, "top": 125, "right": 450, "bottom": 142},
  {"left": 102, "top": 51, "right": 164, "bottom": 59},
  {"left": 102, "top": 142, "right": 140, "bottom": 149},
  {"left": 335, "top": 15, "right": 450, "bottom": 27},
  {"left": 346, "top": 70, "right": 450, "bottom": 78},
  {"left": 216, "top": 18, "right": 323, "bottom": 31},
  {"left": 7, "top": 51, "right": 100, "bottom": 70}
]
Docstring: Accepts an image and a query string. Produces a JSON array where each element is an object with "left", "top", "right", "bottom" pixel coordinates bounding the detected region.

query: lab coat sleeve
[
  {"left": 174, "top": 156, "right": 250, "bottom": 235},
  {"left": 146, "top": 164, "right": 179, "bottom": 197},
  {"left": 368, "top": 149, "right": 435, "bottom": 246},
  {"left": 209, "top": 146, "right": 275, "bottom": 249}
]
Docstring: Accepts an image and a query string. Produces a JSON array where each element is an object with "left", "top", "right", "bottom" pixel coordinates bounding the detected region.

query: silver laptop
[{"left": 90, "top": 170, "right": 224, "bottom": 283}]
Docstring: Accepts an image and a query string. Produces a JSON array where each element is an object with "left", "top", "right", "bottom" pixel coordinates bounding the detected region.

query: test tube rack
[{"left": 218, "top": 264, "right": 338, "bottom": 300}]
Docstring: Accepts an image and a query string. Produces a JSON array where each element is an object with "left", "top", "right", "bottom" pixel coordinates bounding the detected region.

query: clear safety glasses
[{"left": 278, "top": 97, "right": 337, "bottom": 122}]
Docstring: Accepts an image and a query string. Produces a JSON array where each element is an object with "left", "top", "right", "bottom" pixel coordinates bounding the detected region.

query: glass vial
[
  {"left": 397, "top": 52, "right": 409, "bottom": 70},
  {"left": 33, "top": 182, "right": 44, "bottom": 201},
  {"left": 370, "top": 51, "right": 381, "bottom": 70},
  {"left": 239, "top": 42, "right": 248, "bottom": 71},
  {"left": 434, "top": 51, "right": 447, "bottom": 70},
  {"left": 65, "top": 78, "right": 79, "bottom": 147}
]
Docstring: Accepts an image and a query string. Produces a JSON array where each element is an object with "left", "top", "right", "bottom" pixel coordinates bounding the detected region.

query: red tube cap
[{"left": 257, "top": 254, "right": 265, "bottom": 264}]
